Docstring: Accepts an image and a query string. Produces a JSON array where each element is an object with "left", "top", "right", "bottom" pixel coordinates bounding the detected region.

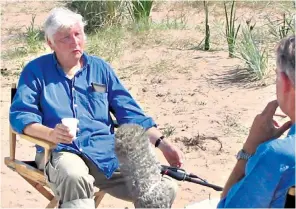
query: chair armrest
[{"left": 11, "top": 129, "right": 56, "bottom": 150}]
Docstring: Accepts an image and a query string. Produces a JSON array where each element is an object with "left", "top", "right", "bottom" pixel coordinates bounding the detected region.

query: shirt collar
[{"left": 52, "top": 52, "right": 90, "bottom": 77}]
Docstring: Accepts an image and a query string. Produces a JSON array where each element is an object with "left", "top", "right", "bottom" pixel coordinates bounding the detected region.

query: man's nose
[{"left": 69, "top": 35, "right": 79, "bottom": 45}]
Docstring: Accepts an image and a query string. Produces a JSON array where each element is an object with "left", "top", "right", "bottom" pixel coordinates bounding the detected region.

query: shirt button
[
  {"left": 79, "top": 148, "right": 83, "bottom": 152},
  {"left": 72, "top": 87, "right": 75, "bottom": 91},
  {"left": 74, "top": 104, "right": 78, "bottom": 108}
]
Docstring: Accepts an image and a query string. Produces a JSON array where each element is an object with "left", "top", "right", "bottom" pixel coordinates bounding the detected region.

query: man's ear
[
  {"left": 47, "top": 38, "right": 54, "bottom": 50},
  {"left": 280, "top": 72, "right": 293, "bottom": 92}
]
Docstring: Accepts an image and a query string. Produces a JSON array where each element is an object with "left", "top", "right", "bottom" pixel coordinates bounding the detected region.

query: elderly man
[
  {"left": 10, "top": 7, "right": 183, "bottom": 208},
  {"left": 218, "top": 35, "right": 295, "bottom": 207}
]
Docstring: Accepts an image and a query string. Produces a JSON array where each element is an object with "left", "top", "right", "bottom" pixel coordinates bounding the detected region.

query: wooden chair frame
[{"left": 4, "top": 83, "right": 106, "bottom": 208}]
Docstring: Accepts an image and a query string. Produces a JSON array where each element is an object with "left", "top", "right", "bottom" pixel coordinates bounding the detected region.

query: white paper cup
[{"left": 61, "top": 118, "right": 79, "bottom": 137}]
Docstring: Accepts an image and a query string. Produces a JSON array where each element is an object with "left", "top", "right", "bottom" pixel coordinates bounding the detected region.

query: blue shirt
[
  {"left": 218, "top": 124, "right": 295, "bottom": 208},
  {"left": 9, "top": 52, "right": 156, "bottom": 178}
]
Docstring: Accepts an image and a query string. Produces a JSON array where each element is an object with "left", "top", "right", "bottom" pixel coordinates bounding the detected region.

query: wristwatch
[{"left": 236, "top": 149, "right": 253, "bottom": 161}]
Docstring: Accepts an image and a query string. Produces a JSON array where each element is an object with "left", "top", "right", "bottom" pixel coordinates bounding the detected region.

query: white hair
[
  {"left": 43, "top": 7, "right": 87, "bottom": 43},
  {"left": 276, "top": 35, "right": 295, "bottom": 86}
]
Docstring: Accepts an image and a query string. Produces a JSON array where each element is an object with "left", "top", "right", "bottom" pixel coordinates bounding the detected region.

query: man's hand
[
  {"left": 48, "top": 123, "right": 75, "bottom": 144},
  {"left": 159, "top": 140, "right": 184, "bottom": 167},
  {"left": 243, "top": 100, "right": 292, "bottom": 154}
]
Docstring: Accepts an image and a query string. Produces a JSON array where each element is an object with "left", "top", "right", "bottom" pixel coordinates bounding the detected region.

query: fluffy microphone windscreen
[{"left": 115, "top": 124, "right": 176, "bottom": 208}]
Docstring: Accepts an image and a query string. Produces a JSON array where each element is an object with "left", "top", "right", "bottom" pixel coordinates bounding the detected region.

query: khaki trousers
[{"left": 35, "top": 151, "right": 177, "bottom": 208}]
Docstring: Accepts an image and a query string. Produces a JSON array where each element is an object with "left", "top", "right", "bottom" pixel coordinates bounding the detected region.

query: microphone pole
[
  {"left": 186, "top": 177, "right": 223, "bottom": 191},
  {"left": 160, "top": 165, "right": 223, "bottom": 192}
]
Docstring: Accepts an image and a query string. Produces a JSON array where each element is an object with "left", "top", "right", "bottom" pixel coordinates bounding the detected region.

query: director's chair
[{"left": 4, "top": 83, "right": 110, "bottom": 208}]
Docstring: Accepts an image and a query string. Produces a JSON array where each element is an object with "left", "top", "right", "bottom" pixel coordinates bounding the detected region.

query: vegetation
[
  {"left": 204, "top": 1, "right": 210, "bottom": 51},
  {"left": 224, "top": 0, "right": 240, "bottom": 57},
  {"left": 129, "top": 0, "right": 153, "bottom": 23},
  {"left": 2, "top": 1, "right": 294, "bottom": 84},
  {"left": 67, "top": 1, "right": 127, "bottom": 32},
  {"left": 237, "top": 26, "right": 269, "bottom": 80},
  {"left": 266, "top": 13, "right": 295, "bottom": 40}
]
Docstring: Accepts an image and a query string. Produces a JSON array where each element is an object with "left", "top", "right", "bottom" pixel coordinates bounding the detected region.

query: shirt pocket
[{"left": 87, "top": 92, "right": 109, "bottom": 122}]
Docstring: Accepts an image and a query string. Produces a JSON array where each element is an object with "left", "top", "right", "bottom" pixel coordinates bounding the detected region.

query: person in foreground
[
  {"left": 9, "top": 7, "right": 184, "bottom": 208},
  {"left": 218, "top": 35, "right": 295, "bottom": 208}
]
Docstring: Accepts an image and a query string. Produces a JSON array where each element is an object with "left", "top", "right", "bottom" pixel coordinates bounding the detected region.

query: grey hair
[
  {"left": 276, "top": 35, "right": 295, "bottom": 86},
  {"left": 43, "top": 7, "right": 87, "bottom": 43}
]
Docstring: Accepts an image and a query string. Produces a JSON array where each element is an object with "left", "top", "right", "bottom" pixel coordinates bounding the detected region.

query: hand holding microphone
[
  {"left": 158, "top": 139, "right": 184, "bottom": 168},
  {"left": 145, "top": 127, "right": 184, "bottom": 168}
]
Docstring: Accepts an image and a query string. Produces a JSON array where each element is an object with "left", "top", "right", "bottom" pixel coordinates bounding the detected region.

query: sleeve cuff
[
  {"left": 216, "top": 197, "right": 226, "bottom": 208},
  {"left": 10, "top": 112, "right": 42, "bottom": 134}
]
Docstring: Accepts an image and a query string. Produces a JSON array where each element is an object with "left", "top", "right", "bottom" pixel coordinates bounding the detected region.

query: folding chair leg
[
  {"left": 45, "top": 197, "right": 59, "bottom": 209},
  {"left": 94, "top": 190, "right": 106, "bottom": 208},
  {"left": 21, "top": 175, "right": 58, "bottom": 208},
  {"left": 21, "top": 175, "right": 54, "bottom": 201}
]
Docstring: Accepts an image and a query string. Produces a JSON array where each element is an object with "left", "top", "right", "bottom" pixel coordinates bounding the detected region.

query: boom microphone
[{"left": 115, "top": 124, "right": 177, "bottom": 208}]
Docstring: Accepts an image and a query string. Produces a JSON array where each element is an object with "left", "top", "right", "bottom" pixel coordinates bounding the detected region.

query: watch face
[{"left": 237, "top": 149, "right": 251, "bottom": 160}]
